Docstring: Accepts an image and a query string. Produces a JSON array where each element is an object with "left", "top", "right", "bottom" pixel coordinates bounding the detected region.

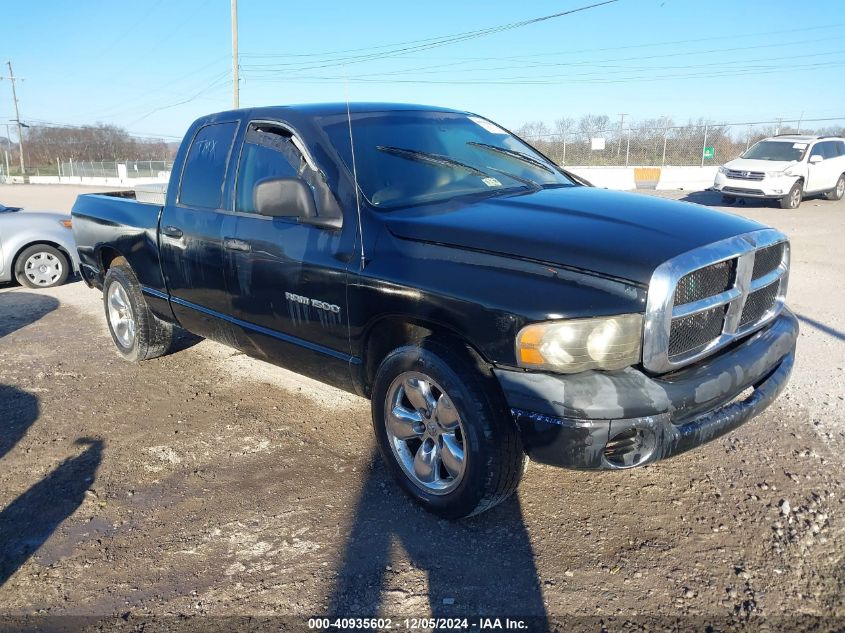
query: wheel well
[
  {"left": 12, "top": 241, "right": 73, "bottom": 277},
  {"left": 361, "top": 317, "right": 487, "bottom": 397},
  {"left": 99, "top": 247, "right": 126, "bottom": 272}
]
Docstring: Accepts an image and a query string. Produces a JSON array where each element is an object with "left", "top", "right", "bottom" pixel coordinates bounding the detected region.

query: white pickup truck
[{"left": 713, "top": 135, "right": 845, "bottom": 209}]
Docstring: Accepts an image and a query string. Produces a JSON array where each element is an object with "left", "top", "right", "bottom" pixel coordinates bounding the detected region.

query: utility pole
[
  {"left": 231, "top": 0, "right": 239, "bottom": 109},
  {"left": 1, "top": 61, "right": 25, "bottom": 175},
  {"left": 616, "top": 113, "right": 627, "bottom": 158}
]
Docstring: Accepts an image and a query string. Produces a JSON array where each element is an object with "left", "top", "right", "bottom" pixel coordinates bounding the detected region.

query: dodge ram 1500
[{"left": 72, "top": 104, "right": 797, "bottom": 518}]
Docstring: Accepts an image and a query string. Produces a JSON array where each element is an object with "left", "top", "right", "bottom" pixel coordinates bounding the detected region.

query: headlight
[
  {"left": 766, "top": 170, "right": 784, "bottom": 177},
  {"left": 718, "top": 166, "right": 728, "bottom": 174},
  {"left": 516, "top": 314, "right": 643, "bottom": 374}
]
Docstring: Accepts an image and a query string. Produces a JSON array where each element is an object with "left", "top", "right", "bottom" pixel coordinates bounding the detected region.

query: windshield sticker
[
  {"left": 470, "top": 116, "right": 507, "bottom": 135},
  {"left": 793, "top": 143, "right": 808, "bottom": 149},
  {"left": 481, "top": 177, "right": 502, "bottom": 187}
]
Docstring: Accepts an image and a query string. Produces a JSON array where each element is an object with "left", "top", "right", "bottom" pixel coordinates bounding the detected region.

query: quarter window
[{"left": 179, "top": 122, "right": 238, "bottom": 209}]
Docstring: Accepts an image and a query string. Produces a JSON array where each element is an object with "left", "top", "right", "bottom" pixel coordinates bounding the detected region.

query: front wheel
[
  {"left": 371, "top": 340, "right": 525, "bottom": 519},
  {"left": 825, "top": 174, "right": 845, "bottom": 201},
  {"left": 103, "top": 263, "right": 172, "bottom": 362},
  {"left": 15, "top": 244, "right": 69, "bottom": 288},
  {"left": 780, "top": 182, "right": 803, "bottom": 209}
]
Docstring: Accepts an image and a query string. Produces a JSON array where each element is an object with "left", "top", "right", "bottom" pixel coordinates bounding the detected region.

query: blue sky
[{"left": 2, "top": 0, "right": 844, "bottom": 141}]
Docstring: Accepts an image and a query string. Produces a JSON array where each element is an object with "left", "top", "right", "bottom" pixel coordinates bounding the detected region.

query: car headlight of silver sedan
[
  {"left": 718, "top": 166, "right": 728, "bottom": 174},
  {"left": 515, "top": 314, "right": 643, "bottom": 373}
]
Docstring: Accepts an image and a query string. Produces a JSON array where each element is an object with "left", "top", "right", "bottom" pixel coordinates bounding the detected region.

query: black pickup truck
[{"left": 72, "top": 104, "right": 797, "bottom": 518}]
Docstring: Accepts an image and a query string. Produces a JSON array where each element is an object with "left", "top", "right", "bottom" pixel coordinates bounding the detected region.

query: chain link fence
[
  {"left": 520, "top": 118, "right": 845, "bottom": 167},
  {"left": 58, "top": 159, "right": 174, "bottom": 178}
]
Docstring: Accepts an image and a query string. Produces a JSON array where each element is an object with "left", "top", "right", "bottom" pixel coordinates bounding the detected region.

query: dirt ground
[{"left": 0, "top": 184, "right": 843, "bottom": 632}]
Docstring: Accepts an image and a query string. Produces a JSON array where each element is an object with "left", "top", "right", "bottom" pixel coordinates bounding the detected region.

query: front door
[
  {"left": 159, "top": 120, "right": 239, "bottom": 339},
  {"left": 806, "top": 141, "right": 841, "bottom": 193},
  {"left": 223, "top": 121, "right": 353, "bottom": 388}
]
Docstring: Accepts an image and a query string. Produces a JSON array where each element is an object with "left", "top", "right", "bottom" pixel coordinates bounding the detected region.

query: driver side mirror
[
  {"left": 809, "top": 154, "right": 824, "bottom": 164},
  {"left": 254, "top": 177, "right": 317, "bottom": 219}
]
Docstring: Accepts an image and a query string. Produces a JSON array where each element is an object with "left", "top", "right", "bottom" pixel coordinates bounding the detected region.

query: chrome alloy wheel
[
  {"left": 384, "top": 371, "right": 467, "bottom": 495},
  {"left": 107, "top": 282, "right": 136, "bottom": 348},
  {"left": 24, "top": 251, "right": 63, "bottom": 286},
  {"left": 837, "top": 177, "right": 845, "bottom": 199}
]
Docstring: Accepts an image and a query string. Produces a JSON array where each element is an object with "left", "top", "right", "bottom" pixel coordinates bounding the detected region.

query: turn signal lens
[
  {"left": 516, "top": 314, "right": 643, "bottom": 374},
  {"left": 60, "top": 219, "right": 72, "bottom": 229}
]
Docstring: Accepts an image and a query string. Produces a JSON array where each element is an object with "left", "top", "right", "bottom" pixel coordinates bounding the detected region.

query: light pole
[{"left": 231, "top": 0, "right": 239, "bottom": 109}]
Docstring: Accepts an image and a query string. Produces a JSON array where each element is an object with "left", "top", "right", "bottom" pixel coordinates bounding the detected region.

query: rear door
[
  {"left": 159, "top": 120, "right": 239, "bottom": 338},
  {"left": 222, "top": 121, "right": 352, "bottom": 387}
]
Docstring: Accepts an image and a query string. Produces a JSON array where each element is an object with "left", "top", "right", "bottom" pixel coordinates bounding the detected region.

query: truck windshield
[
  {"left": 319, "top": 110, "right": 574, "bottom": 209},
  {"left": 742, "top": 140, "right": 807, "bottom": 161}
]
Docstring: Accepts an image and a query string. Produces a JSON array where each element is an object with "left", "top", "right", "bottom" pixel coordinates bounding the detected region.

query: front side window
[
  {"left": 179, "top": 121, "right": 238, "bottom": 209},
  {"left": 742, "top": 140, "right": 807, "bottom": 162},
  {"left": 235, "top": 126, "right": 301, "bottom": 213},
  {"left": 319, "top": 110, "right": 575, "bottom": 209}
]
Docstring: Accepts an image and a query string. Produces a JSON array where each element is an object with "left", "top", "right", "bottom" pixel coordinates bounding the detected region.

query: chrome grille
[
  {"left": 643, "top": 229, "right": 790, "bottom": 373},
  {"left": 726, "top": 169, "right": 765, "bottom": 181},
  {"left": 674, "top": 260, "right": 735, "bottom": 306},
  {"left": 752, "top": 243, "right": 784, "bottom": 280},
  {"left": 740, "top": 281, "right": 780, "bottom": 328},
  {"left": 668, "top": 305, "right": 728, "bottom": 356}
]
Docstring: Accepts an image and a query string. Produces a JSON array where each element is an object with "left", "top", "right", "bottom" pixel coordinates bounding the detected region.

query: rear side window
[{"left": 179, "top": 121, "right": 238, "bottom": 209}]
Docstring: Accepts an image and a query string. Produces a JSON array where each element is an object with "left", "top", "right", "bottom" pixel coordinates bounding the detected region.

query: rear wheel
[
  {"left": 103, "top": 262, "right": 172, "bottom": 361},
  {"left": 825, "top": 174, "right": 845, "bottom": 201},
  {"left": 15, "top": 244, "right": 69, "bottom": 289},
  {"left": 780, "top": 182, "right": 802, "bottom": 209},
  {"left": 372, "top": 340, "right": 525, "bottom": 518}
]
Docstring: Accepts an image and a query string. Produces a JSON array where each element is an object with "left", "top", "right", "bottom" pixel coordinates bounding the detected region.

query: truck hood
[
  {"left": 724, "top": 158, "right": 797, "bottom": 172},
  {"left": 384, "top": 187, "right": 764, "bottom": 285}
]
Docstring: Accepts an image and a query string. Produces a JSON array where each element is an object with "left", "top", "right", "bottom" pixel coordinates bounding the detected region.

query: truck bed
[{"left": 71, "top": 192, "right": 169, "bottom": 309}]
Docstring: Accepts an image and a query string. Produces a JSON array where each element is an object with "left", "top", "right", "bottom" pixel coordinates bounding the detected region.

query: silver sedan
[{"left": 0, "top": 203, "right": 79, "bottom": 288}]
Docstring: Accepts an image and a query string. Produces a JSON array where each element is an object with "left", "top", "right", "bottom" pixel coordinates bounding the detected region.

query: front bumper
[
  {"left": 494, "top": 310, "right": 798, "bottom": 470},
  {"left": 712, "top": 172, "right": 797, "bottom": 199}
]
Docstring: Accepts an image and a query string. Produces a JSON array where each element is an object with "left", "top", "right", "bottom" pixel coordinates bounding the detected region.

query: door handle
[
  {"left": 161, "top": 225, "right": 183, "bottom": 238},
  {"left": 223, "top": 237, "right": 252, "bottom": 252}
]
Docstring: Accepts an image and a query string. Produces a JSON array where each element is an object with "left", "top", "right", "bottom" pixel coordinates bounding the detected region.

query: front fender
[{"left": 349, "top": 232, "right": 646, "bottom": 367}]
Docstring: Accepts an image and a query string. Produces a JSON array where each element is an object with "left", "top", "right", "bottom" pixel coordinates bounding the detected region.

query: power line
[
  {"left": 239, "top": 1, "right": 620, "bottom": 72},
  {"left": 245, "top": 59, "right": 845, "bottom": 86},
  {"left": 241, "top": 21, "right": 843, "bottom": 62}
]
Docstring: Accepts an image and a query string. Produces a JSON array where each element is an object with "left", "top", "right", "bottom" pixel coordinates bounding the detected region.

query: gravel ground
[{"left": 0, "top": 185, "right": 843, "bottom": 631}]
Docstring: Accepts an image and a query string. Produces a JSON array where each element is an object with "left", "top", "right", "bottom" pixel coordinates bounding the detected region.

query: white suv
[{"left": 713, "top": 135, "right": 845, "bottom": 209}]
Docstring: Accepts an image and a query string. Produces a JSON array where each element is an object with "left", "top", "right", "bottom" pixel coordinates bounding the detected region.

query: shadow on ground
[
  {"left": 0, "top": 385, "right": 39, "bottom": 461},
  {"left": 0, "top": 437, "right": 104, "bottom": 586},
  {"left": 328, "top": 454, "right": 548, "bottom": 628},
  {"left": 0, "top": 291, "right": 60, "bottom": 337},
  {"left": 796, "top": 313, "right": 845, "bottom": 342},
  {"left": 680, "top": 191, "right": 776, "bottom": 209}
]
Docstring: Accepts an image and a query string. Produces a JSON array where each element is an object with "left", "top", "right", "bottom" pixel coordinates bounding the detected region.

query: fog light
[{"left": 603, "top": 427, "right": 655, "bottom": 468}]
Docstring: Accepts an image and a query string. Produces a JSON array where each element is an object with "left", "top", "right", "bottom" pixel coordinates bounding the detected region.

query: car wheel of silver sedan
[{"left": 14, "top": 244, "right": 69, "bottom": 289}]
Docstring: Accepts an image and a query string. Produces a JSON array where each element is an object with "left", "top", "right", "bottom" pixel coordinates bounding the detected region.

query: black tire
[
  {"left": 103, "top": 262, "right": 172, "bottom": 362},
  {"left": 371, "top": 339, "right": 525, "bottom": 519},
  {"left": 825, "top": 174, "right": 845, "bottom": 201},
  {"left": 780, "top": 182, "right": 802, "bottom": 209},
  {"left": 14, "top": 244, "right": 70, "bottom": 288},
  {"left": 721, "top": 195, "right": 736, "bottom": 204}
]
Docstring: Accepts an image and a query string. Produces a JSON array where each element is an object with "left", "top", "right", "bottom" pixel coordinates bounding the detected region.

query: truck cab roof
[{"left": 208, "top": 102, "right": 470, "bottom": 120}]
